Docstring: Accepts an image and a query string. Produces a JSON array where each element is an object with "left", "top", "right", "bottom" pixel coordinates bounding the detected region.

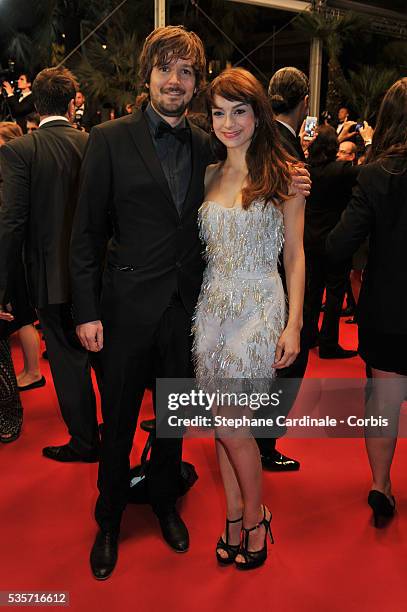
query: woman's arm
[{"left": 273, "top": 192, "right": 305, "bottom": 369}]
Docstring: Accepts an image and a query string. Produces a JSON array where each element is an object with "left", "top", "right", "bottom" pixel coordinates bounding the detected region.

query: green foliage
[
  {"left": 5, "top": 1, "right": 64, "bottom": 71},
  {"left": 296, "top": 9, "right": 368, "bottom": 114},
  {"left": 71, "top": 1, "right": 152, "bottom": 110},
  {"left": 382, "top": 41, "right": 407, "bottom": 73},
  {"left": 73, "top": 18, "right": 142, "bottom": 109},
  {"left": 341, "top": 65, "right": 399, "bottom": 123},
  {"left": 296, "top": 10, "right": 366, "bottom": 59},
  {"left": 180, "top": 0, "right": 258, "bottom": 69},
  {"left": 6, "top": 32, "right": 33, "bottom": 70}
]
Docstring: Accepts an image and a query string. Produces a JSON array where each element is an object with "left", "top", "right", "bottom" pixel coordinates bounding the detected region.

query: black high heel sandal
[
  {"left": 235, "top": 505, "right": 274, "bottom": 571},
  {"left": 216, "top": 516, "right": 243, "bottom": 565},
  {"left": 368, "top": 490, "right": 395, "bottom": 528}
]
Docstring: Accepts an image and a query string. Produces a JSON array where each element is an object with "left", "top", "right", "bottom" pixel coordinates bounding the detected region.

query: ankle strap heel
[
  {"left": 216, "top": 516, "right": 243, "bottom": 565},
  {"left": 235, "top": 505, "right": 273, "bottom": 570}
]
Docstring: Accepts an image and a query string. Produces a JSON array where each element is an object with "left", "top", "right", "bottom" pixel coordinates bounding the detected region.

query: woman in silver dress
[{"left": 193, "top": 68, "right": 305, "bottom": 569}]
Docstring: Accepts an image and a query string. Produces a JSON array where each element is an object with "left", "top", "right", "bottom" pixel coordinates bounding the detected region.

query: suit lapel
[{"left": 128, "top": 111, "right": 175, "bottom": 210}]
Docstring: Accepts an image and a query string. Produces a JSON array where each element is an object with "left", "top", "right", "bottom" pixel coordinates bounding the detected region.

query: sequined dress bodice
[
  {"left": 199, "top": 200, "right": 284, "bottom": 280},
  {"left": 193, "top": 200, "right": 286, "bottom": 385}
]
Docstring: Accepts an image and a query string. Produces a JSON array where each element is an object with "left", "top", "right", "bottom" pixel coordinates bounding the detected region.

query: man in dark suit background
[
  {"left": 71, "top": 25, "right": 211, "bottom": 580},
  {"left": 269, "top": 67, "right": 309, "bottom": 164},
  {"left": 336, "top": 106, "right": 350, "bottom": 136},
  {"left": 0, "top": 67, "right": 100, "bottom": 462},
  {"left": 250, "top": 67, "right": 312, "bottom": 472},
  {"left": 73, "top": 91, "right": 100, "bottom": 132}
]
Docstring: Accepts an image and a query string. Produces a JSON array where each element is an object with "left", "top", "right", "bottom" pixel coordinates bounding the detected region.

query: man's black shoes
[
  {"left": 42, "top": 444, "right": 99, "bottom": 463},
  {"left": 261, "top": 450, "right": 300, "bottom": 472},
  {"left": 158, "top": 510, "right": 189, "bottom": 552},
  {"left": 89, "top": 513, "right": 187, "bottom": 581},
  {"left": 90, "top": 530, "right": 119, "bottom": 580}
]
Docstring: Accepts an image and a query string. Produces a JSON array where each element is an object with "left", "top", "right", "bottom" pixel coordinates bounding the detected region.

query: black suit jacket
[
  {"left": 305, "top": 160, "right": 359, "bottom": 253},
  {"left": 7, "top": 93, "right": 36, "bottom": 133},
  {"left": 275, "top": 121, "right": 305, "bottom": 162},
  {"left": 70, "top": 111, "right": 212, "bottom": 326},
  {"left": 0, "top": 120, "right": 88, "bottom": 308},
  {"left": 327, "top": 158, "right": 407, "bottom": 334}
]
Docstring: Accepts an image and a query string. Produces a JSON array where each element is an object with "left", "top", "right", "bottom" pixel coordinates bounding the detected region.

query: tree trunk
[{"left": 326, "top": 56, "right": 346, "bottom": 117}]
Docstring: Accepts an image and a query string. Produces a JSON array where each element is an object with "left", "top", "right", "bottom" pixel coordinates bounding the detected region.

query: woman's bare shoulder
[{"left": 204, "top": 163, "right": 221, "bottom": 190}]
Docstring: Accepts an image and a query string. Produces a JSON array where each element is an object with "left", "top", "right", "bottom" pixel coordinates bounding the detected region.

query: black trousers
[
  {"left": 306, "top": 250, "right": 351, "bottom": 350},
  {"left": 38, "top": 303, "right": 100, "bottom": 456},
  {"left": 95, "top": 297, "right": 192, "bottom": 533}
]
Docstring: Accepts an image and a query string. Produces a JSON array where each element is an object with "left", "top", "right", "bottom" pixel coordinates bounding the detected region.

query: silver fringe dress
[{"left": 193, "top": 200, "right": 286, "bottom": 389}]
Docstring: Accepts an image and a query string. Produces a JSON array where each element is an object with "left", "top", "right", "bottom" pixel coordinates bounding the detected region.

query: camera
[
  {"left": 304, "top": 115, "right": 318, "bottom": 140},
  {"left": 74, "top": 110, "right": 83, "bottom": 125}
]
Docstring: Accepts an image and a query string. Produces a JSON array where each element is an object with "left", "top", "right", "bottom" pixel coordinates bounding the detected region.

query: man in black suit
[
  {"left": 252, "top": 67, "right": 312, "bottom": 471},
  {"left": 269, "top": 68, "right": 309, "bottom": 164},
  {"left": 336, "top": 106, "right": 350, "bottom": 135},
  {"left": 71, "top": 25, "right": 210, "bottom": 579},
  {"left": 73, "top": 91, "right": 99, "bottom": 132},
  {"left": 0, "top": 67, "right": 100, "bottom": 462},
  {"left": 2, "top": 74, "right": 36, "bottom": 133}
]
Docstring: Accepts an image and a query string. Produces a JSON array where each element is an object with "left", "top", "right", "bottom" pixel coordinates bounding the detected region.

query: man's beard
[
  {"left": 152, "top": 88, "right": 191, "bottom": 117},
  {"left": 153, "top": 99, "right": 189, "bottom": 117}
]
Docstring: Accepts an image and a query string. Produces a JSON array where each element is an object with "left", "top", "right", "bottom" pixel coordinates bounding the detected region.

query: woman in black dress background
[
  {"left": 327, "top": 78, "right": 407, "bottom": 526},
  {"left": 0, "top": 123, "right": 24, "bottom": 441},
  {"left": 0, "top": 122, "right": 42, "bottom": 441}
]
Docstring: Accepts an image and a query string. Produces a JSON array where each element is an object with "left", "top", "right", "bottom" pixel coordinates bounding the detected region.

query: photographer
[
  {"left": 338, "top": 120, "right": 373, "bottom": 146},
  {"left": 73, "top": 91, "right": 99, "bottom": 132},
  {"left": 2, "top": 74, "right": 35, "bottom": 133}
]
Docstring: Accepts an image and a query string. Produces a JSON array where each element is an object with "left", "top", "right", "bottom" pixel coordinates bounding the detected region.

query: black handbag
[{"left": 128, "top": 460, "right": 199, "bottom": 504}]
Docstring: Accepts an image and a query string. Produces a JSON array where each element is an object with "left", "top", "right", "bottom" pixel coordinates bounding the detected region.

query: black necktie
[{"left": 155, "top": 121, "right": 190, "bottom": 144}]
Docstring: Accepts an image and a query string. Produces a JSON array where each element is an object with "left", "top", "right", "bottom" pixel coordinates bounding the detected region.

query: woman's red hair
[{"left": 207, "top": 67, "right": 294, "bottom": 209}]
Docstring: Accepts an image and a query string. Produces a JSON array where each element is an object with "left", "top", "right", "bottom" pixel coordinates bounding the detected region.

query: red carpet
[{"left": 2, "top": 319, "right": 407, "bottom": 612}]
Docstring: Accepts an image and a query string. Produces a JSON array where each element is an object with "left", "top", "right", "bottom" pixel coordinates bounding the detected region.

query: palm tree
[
  {"left": 341, "top": 65, "right": 398, "bottom": 123},
  {"left": 4, "top": 1, "right": 67, "bottom": 73},
  {"left": 296, "top": 10, "right": 366, "bottom": 116},
  {"left": 69, "top": 0, "right": 153, "bottom": 111},
  {"left": 72, "top": 16, "right": 143, "bottom": 112},
  {"left": 382, "top": 41, "right": 407, "bottom": 75},
  {"left": 180, "top": 0, "right": 258, "bottom": 74},
  {"left": 3, "top": 0, "right": 115, "bottom": 74}
]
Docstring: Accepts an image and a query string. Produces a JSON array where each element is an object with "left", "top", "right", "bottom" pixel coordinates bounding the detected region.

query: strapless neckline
[
  {"left": 202, "top": 200, "right": 243, "bottom": 211},
  {"left": 202, "top": 199, "right": 283, "bottom": 218}
]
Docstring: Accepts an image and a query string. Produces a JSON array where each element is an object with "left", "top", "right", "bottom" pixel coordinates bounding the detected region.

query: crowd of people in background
[{"left": 0, "top": 24, "right": 406, "bottom": 579}]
